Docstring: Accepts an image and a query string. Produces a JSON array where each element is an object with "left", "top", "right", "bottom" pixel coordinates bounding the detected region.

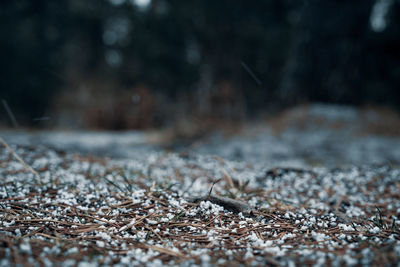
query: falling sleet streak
[
  {"left": 240, "top": 61, "right": 262, "bottom": 86},
  {"left": 2, "top": 99, "right": 19, "bottom": 128}
]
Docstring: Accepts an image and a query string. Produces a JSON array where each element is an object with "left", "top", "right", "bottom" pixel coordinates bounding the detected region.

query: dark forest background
[{"left": 1, "top": 0, "right": 399, "bottom": 129}]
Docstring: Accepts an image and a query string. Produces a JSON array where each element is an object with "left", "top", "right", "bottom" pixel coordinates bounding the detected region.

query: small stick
[
  {"left": 187, "top": 194, "right": 253, "bottom": 215},
  {"left": 0, "top": 137, "right": 41, "bottom": 180},
  {"left": 208, "top": 179, "right": 222, "bottom": 197}
]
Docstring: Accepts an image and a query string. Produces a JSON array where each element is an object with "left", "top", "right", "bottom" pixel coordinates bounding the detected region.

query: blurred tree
[
  {"left": 1, "top": 0, "right": 399, "bottom": 128},
  {"left": 364, "top": 0, "right": 400, "bottom": 107},
  {"left": 0, "top": 0, "right": 69, "bottom": 124},
  {"left": 280, "top": 0, "right": 400, "bottom": 108}
]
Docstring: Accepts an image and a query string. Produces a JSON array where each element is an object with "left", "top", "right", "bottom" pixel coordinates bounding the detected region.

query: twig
[
  {"left": 208, "top": 179, "right": 222, "bottom": 197},
  {"left": 187, "top": 194, "right": 253, "bottom": 215},
  {"left": 0, "top": 137, "right": 41, "bottom": 180}
]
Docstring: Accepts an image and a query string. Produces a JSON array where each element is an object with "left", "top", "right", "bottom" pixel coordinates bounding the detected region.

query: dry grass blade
[{"left": 222, "top": 168, "right": 236, "bottom": 192}]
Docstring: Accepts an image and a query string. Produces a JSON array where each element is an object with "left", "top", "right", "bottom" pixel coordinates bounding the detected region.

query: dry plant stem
[
  {"left": 222, "top": 168, "right": 236, "bottom": 192},
  {"left": 0, "top": 137, "right": 41, "bottom": 180}
]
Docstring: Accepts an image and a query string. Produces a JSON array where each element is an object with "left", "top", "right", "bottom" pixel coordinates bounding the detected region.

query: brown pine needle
[
  {"left": 147, "top": 245, "right": 185, "bottom": 258},
  {"left": 0, "top": 137, "right": 41, "bottom": 180}
]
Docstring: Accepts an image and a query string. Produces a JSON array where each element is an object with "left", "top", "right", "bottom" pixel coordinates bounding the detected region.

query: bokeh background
[{"left": 1, "top": 0, "right": 400, "bottom": 130}]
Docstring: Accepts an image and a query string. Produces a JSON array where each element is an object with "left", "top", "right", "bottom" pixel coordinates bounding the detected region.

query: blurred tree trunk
[{"left": 280, "top": 0, "right": 375, "bottom": 105}]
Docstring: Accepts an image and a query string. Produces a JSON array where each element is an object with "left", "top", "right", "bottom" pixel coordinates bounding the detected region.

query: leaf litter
[{"left": 0, "top": 143, "right": 399, "bottom": 266}]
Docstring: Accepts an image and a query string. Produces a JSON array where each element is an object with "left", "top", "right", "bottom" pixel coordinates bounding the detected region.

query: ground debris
[
  {"left": 0, "top": 144, "right": 399, "bottom": 266},
  {"left": 186, "top": 194, "right": 253, "bottom": 215}
]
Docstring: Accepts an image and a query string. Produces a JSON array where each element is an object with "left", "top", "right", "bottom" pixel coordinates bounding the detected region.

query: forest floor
[{"left": 0, "top": 104, "right": 400, "bottom": 266}]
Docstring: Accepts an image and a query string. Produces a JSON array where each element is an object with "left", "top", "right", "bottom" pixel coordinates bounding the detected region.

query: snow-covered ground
[
  {"left": 0, "top": 143, "right": 399, "bottom": 266},
  {"left": 0, "top": 104, "right": 399, "bottom": 266},
  {"left": 0, "top": 130, "right": 157, "bottom": 160},
  {"left": 2, "top": 104, "right": 399, "bottom": 168},
  {"left": 193, "top": 104, "right": 400, "bottom": 168}
]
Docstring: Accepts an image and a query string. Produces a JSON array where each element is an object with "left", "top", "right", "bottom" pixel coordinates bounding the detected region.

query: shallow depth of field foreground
[{"left": 0, "top": 134, "right": 399, "bottom": 266}]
